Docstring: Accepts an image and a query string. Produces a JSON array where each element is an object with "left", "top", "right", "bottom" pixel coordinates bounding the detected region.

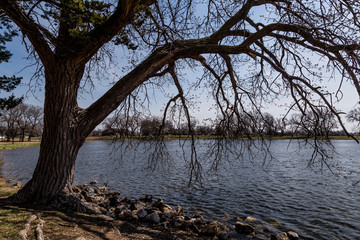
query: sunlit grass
[{"left": 0, "top": 142, "right": 41, "bottom": 150}]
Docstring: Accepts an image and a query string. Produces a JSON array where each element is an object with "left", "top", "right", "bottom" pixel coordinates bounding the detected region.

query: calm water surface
[{"left": 1, "top": 140, "right": 360, "bottom": 240}]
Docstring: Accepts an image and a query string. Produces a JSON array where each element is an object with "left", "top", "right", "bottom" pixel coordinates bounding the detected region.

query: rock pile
[{"left": 73, "top": 182, "right": 300, "bottom": 240}]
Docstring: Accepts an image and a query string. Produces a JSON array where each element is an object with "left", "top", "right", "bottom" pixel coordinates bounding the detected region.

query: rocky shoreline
[{"left": 71, "top": 180, "right": 300, "bottom": 240}]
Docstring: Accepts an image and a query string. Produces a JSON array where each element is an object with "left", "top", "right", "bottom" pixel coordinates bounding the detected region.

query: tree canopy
[{"left": 1, "top": 0, "right": 360, "bottom": 206}]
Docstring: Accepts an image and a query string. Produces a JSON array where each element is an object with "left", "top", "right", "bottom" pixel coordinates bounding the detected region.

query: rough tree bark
[{"left": 14, "top": 60, "right": 86, "bottom": 202}]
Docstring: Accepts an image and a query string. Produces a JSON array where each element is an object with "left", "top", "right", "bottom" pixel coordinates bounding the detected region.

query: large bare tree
[{"left": 1, "top": 0, "right": 360, "bottom": 207}]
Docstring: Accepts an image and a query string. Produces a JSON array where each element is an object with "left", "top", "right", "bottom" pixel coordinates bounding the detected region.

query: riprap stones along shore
[{"left": 72, "top": 181, "right": 300, "bottom": 240}]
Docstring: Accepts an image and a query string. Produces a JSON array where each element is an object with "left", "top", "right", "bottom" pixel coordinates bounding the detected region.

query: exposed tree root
[
  {"left": 19, "top": 214, "right": 37, "bottom": 240},
  {"left": 50, "top": 193, "right": 98, "bottom": 214},
  {"left": 36, "top": 217, "right": 45, "bottom": 240}
]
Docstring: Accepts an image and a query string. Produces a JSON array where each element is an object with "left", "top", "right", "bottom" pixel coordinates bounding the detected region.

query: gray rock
[
  {"left": 191, "top": 215, "right": 206, "bottom": 226},
  {"left": 90, "top": 180, "right": 98, "bottom": 185},
  {"left": 13, "top": 181, "right": 22, "bottom": 188},
  {"left": 108, "top": 207, "right": 116, "bottom": 215},
  {"left": 144, "top": 206, "right": 158, "bottom": 214},
  {"left": 152, "top": 198, "right": 165, "bottom": 209},
  {"left": 200, "top": 221, "right": 220, "bottom": 236},
  {"left": 99, "top": 206, "right": 108, "bottom": 214},
  {"left": 192, "top": 211, "right": 204, "bottom": 218},
  {"left": 235, "top": 222, "right": 255, "bottom": 234},
  {"left": 172, "top": 216, "right": 185, "bottom": 228},
  {"left": 159, "top": 221, "right": 168, "bottom": 229},
  {"left": 83, "top": 202, "right": 102, "bottom": 214},
  {"left": 114, "top": 204, "right": 127, "bottom": 214},
  {"left": 83, "top": 186, "right": 94, "bottom": 193},
  {"left": 98, "top": 199, "right": 110, "bottom": 209},
  {"left": 217, "top": 230, "right": 229, "bottom": 240},
  {"left": 161, "top": 204, "right": 173, "bottom": 212},
  {"left": 73, "top": 186, "right": 82, "bottom": 193},
  {"left": 115, "top": 208, "right": 132, "bottom": 219},
  {"left": 95, "top": 186, "right": 107, "bottom": 194},
  {"left": 85, "top": 194, "right": 105, "bottom": 204},
  {"left": 287, "top": 231, "right": 299, "bottom": 240},
  {"left": 120, "top": 196, "right": 133, "bottom": 204},
  {"left": 130, "top": 201, "right": 146, "bottom": 210},
  {"left": 139, "top": 194, "right": 153, "bottom": 202},
  {"left": 175, "top": 205, "right": 181, "bottom": 214},
  {"left": 104, "top": 191, "right": 121, "bottom": 199},
  {"left": 162, "top": 209, "right": 175, "bottom": 219},
  {"left": 271, "top": 232, "right": 289, "bottom": 240},
  {"left": 109, "top": 196, "right": 120, "bottom": 207},
  {"left": 137, "top": 209, "right": 148, "bottom": 218},
  {"left": 245, "top": 216, "right": 256, "bottom": 222},
  {"left": 182, "top": 220, "right": 200, "bottom": 233},
  {"left": 200, "top": 221, "right": 229, "bottom": 237},
  {"left": 147, "top": 212, "right": 160, "bottom": 223},
  {"left": 131, "top": 210, "right": 139, "bottom": 220}
]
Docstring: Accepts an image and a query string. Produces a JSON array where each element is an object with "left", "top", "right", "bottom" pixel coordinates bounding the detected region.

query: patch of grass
[
  {"left": 0, "top": 142, "right": 40, "bottom": 150},
  {"left": 0, "top": 186, "right": 17, "bottom": 198},
  {"left": 85, "top": 136, "right": 114, "bottom": 141},
  {"left": 0, "top": 205, "right": 30, "bottom": 239}
]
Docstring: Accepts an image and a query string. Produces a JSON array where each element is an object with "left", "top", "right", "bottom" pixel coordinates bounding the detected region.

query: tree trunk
[
  {"left": 13, "top": 60, "right": 87, "bottom": 204},
  {"left": 14, "top": 134, "right": 84, "bottom": 202},
  {"left": 19, "top": 128, "right": 25, "bottom": 142}
]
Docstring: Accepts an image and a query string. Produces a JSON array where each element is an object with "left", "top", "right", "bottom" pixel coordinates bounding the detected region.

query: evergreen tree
[{"left": 0, "top": 14, "right": 23, "bottom": 110}]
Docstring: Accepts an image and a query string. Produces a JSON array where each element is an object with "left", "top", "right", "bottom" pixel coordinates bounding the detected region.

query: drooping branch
[
  {"left": 252, "top": 41, "right": 357, "bottom": 141},
  {"left": 167, "top": 61, "right": 202, "bottom": 185},
  {"left": 168, "top": 62, "right": 193, "bottom": 133}
]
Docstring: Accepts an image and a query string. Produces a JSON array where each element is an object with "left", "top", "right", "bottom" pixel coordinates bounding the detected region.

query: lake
[{"left": 1, "top": 139, "right": 360, "bottom": 240}]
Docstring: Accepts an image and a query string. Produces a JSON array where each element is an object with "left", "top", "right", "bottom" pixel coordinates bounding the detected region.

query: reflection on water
[{"left": 1, "top": 140, "right": 360, "bottom": 240}]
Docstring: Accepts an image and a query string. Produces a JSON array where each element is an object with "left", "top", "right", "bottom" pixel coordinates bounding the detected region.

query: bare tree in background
[
  {"left": 26, "top": 105, "right": 43, "bottom": 141},
  {"left": 289, "top": 107, "right": 338, "bottom": 138},
  {"left": 0, "top": 103, "right": 43, "bottom": 142},
  {"left": 1, "top": 0, "right": 360, "bottom": 207},
  {"left": 1, "top": 107, "right": 20, "bottom": 143},
  {"left": 15, "top": 103, "right": 29, "bottom": 142},
  {"left": 347, "top": 107, "right": 360, "bottom": 134}
]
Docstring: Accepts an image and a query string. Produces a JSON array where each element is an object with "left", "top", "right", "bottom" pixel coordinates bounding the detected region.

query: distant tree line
[
  {"left": 0, "top": 103, "right": 43, "bottom": 142},
  {"left": 2, "top": 103, "right": 358, "bottom": 141},
  {"left": 93, "top": 106, "right": 360, "bottom": 138}
]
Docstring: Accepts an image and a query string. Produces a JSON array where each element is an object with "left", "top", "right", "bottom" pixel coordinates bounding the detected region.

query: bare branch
[{"left": 0, "top": 0, "right": 54, "bottom": 65}]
